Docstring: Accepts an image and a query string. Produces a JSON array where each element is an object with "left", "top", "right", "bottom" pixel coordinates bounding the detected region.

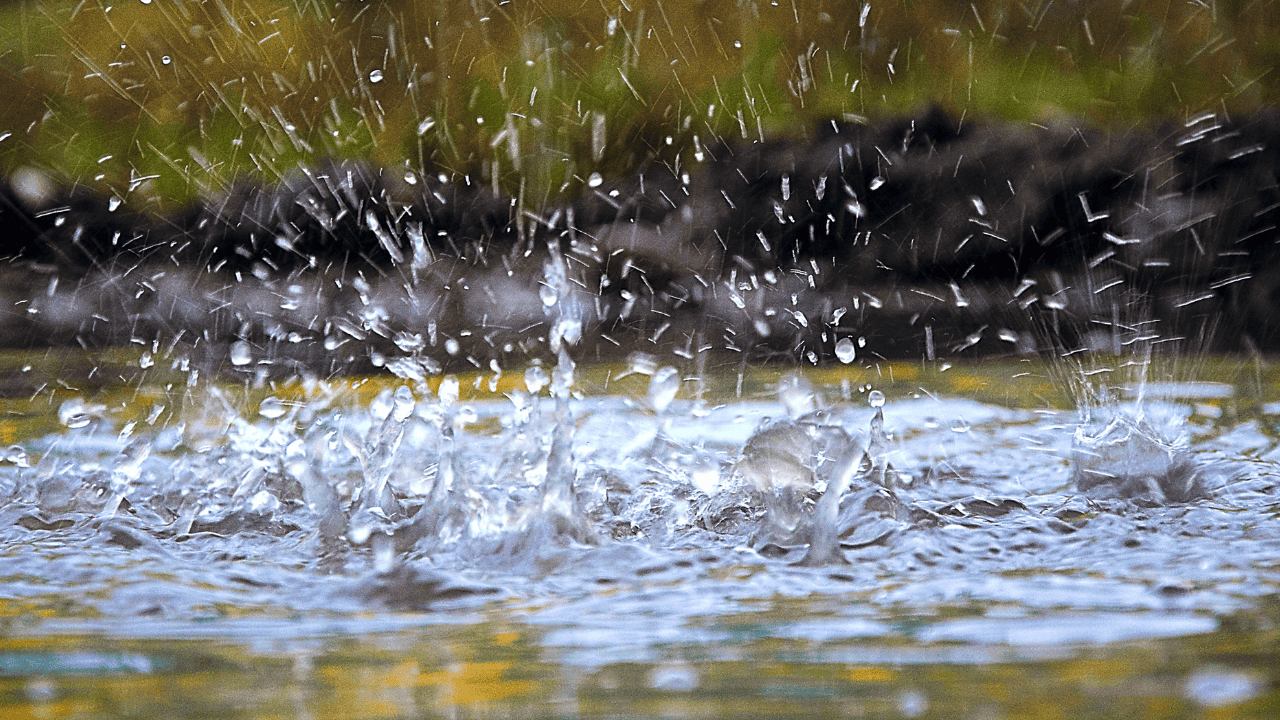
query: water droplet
[
  {"left": 552, "top": 317, "right": 581, "bottom": 348},
  {"left": 539, "top": 283, "right": 558, "bottom": 308},
  {"left": 835, "top": 337, "right": 856, "bottom": 363},
  {"left": 140, "top": 0, "right": 152, "bottom": 4},
  {"left": 416, "top": 117, "right": 436, "bottom": 135},
  {"left": 58, "top": 400, "right": 94, "bottom": 429},
  {"left": 369, "top": 69, "right": 384, "bottom": 83},
  {"left": 403, "top": 170, "right": 417, "bottom": 185},
  {"left": 525, "top": 366, "right": 548, "bottom": 395},
  {"left": 230, "top": 340, "right": 252, "bottom": 366},
  {"left": 587, "top": 172, "right": 603, "bottom": 188},
  {"left": 868, "top": 390, "right": 886, "bottom": 408},
  {"left": 647, "top": 367, "right": 680, "bottom": 414},
  {"left": 138, "top": 352, "right": 153, "bottom": 369},
  {"left": 392, "top": 331, "right": 424, "bottom": 353},
  {"left": 107, "top": 196, "right": 122, "bottom": 212},
  {"left": 444, "top": 338, "right": 460, "bottom": 356},
  {"left": 259, "top": 397, "right": 287, "bottom": 419},
  {"left": 4, "top": 445, "right": 28, "bottom": 467},
  {"left": 161, "top": 56, "right": 171, "bottom": 65},
  {"left": 869, "top": 176, "right": 885, "bottom": 190}
]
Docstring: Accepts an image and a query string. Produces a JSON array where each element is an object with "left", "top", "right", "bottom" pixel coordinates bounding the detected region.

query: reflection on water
[
  {"left": 2, "top": 607, "right": 1278, "bottom": 718},
  {"left": 2, "top": 358, "right": 1280, "bottom": 717}
]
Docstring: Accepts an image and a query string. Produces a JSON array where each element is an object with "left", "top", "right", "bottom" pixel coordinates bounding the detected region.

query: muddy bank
[{"left": 1, "top": 108, "right": 1277, "bottom": 373}]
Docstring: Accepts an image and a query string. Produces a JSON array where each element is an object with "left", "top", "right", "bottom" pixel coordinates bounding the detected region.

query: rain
[{"left": 1, "top": 0, "right": 1279, "bottom": 716}]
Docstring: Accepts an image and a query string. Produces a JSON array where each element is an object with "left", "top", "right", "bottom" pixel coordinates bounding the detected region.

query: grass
[{"left": 0, "top": 0, "right": 1277, "bottom": 210}]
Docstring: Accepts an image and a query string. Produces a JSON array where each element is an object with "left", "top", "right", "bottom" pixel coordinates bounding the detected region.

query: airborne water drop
[
  {"left": 230, "top": 341, "right": 252, "bottom": 366},
  {"left": 259, "top": 397, "right": 287, "bottom": 419},
  {"left": 835, "top": 337, "right": 856, "bottom": 363}
]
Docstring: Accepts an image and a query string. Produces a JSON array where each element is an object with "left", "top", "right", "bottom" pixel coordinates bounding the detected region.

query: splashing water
[{"left": 8, "top": 360, "right": 1276, "bottom": 625}]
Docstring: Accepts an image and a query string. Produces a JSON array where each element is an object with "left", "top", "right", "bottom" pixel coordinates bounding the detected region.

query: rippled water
[{"left": 2, "top": 357, "right": 1280, "bottom": 717}]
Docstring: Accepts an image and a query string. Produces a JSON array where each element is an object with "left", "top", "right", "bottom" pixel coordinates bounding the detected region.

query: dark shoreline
[{"left": 1, "top": 108, "right": 1278, "bottom": 375}]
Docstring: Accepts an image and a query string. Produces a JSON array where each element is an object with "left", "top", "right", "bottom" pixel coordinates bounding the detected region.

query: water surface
[{"left": 2, "top": 356, "right": 1280, "bottom": 718}]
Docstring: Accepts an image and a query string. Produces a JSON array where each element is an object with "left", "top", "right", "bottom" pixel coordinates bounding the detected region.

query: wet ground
[{"left": 2, "top": 354, "right": 1280, "bottom": 717}]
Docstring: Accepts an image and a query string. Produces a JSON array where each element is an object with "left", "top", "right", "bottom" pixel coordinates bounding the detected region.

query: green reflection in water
[{"left": 2, "top": 600, "right": 1279, "bottom": 719}]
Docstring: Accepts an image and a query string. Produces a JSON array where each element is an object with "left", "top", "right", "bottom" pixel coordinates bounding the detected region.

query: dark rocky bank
[{"left": 1, "top": 108, "right": 1278, "bottom": 375}]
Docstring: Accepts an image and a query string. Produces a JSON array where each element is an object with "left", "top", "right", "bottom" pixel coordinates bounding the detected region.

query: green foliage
[{"left": 1, "top": 0, "right": 1277, "bottom": 208}]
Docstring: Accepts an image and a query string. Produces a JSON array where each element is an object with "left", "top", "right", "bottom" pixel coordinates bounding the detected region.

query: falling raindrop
[
  {"left": 138, "top": 352, "right": 153, "bottom": 369},
  {"left": 835, "top": 337, "right": 856, "bottom": 363},
  {"left": 369, "top": 69, "right": 384, "bottom": 83},
  {"left": 587, "top": 172, "right": 603, "bottom": 188},
  {"left": 539, "top": 284, "right": 558, "bottom": 308},
  {"left": 161, "top": 56, "right": 171, "bottom": 65},
  {"left": 868, "top": 390, "right": 886, "bottom": 408},
  {"left": 230, "top": 340, "right": 252, "bottom": 366},
  {"left": 403, "top": 170, "right": 417, "bottom": 185}
]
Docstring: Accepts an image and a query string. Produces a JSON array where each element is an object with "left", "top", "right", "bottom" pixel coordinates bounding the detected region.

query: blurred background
[{"left": 1, "top": 0, "right": 1277, "bottom": 210}]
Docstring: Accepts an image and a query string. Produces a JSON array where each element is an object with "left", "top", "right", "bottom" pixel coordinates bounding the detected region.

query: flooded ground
[{"left": 2, "top": 353, "right": 1280, "bottom": 718}]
